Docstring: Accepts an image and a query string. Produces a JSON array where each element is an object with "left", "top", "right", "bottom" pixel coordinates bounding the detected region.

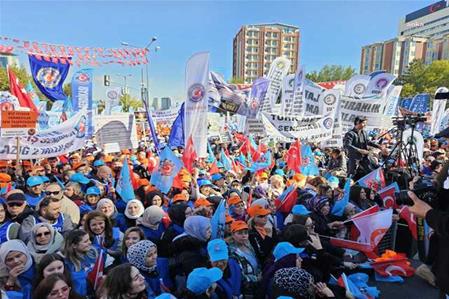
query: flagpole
[{"left": 15, "top": 136, "right": 21, "bottom": 177}]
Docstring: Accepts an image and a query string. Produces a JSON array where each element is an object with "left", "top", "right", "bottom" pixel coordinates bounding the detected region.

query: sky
[{"left": 0, "top": 0, "right": 438, "bottom": 104}]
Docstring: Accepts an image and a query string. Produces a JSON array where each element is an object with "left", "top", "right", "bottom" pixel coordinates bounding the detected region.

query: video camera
[
  {"left": 391, "top": 114, "right": 427, "bottom": 128},
  {"left": 395, "top": 176, "right": 438, "bottom": 207}
]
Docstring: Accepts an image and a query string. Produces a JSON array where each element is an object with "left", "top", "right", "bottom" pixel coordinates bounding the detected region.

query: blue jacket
[
  {"left": 65, "top": 250, "right": 97, "bottom": 297},
  {"left": 216, "top": 258, "right": 242, "bottom": 299},
  {"left": 139, "top": 223, "right": 166, "bottom": 244},
  {"left": 142, "top": 270, "right": 161, "bottom": 298},
  {"left": 92, "top": 227, "right": 122, "bottom": 252},
  {"left": 17, "top": 264, "right": 35, "bottom": 299}
]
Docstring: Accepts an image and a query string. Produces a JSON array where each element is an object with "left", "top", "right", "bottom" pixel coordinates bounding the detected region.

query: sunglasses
[
  {"left": 36, "top": 231, "right": 51, "bottom": 237},
  {"left": 45, "top": 190, "right": 61, "bottom": 196},
  {"left": 7, "top": 202, "right": 24, "bottom": 207},
  {"left": 49, "top": 286, "right": 70, "bottom": 296}
]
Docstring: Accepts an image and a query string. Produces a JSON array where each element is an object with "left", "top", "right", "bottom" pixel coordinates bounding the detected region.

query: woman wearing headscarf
[
  {"left": 0, "top": 201, "right": 20, "bottom": 243},
  {"left": 116, "top": 199, "right": 145, "bottom": 232},
  {"left": 27, "top": 223, "right": 64, "bottom": 263},
  {"left": 349, "top": 186, "right": 373, "bottom": 212},
  {"left": 137, "top": 206, "right": 167, "bottom": 247},
  {"left": 96, "top": 198, "right": 119, "bottom": 226},
  {"left": 309, "top": 196, "right": 344, "bottom": 237},
  {"left": 170, "top": 216, "right": 211, "bottom": 293},
  {"left": 0, "top": 239, "right": 35, "bottom": 299},
  {"left": 127, "top": 240, "right": 161, "bottom": 297},
  {"left": 143, "top": 190, "right": 164, "bottom": 209}
]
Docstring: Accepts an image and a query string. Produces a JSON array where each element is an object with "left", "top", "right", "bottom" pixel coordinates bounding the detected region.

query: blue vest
[
  {"left": 0, "top": 220, "right": 14, "bottom": 244},
  {"left": 140, "top": 223, "right": 165, "bottom": 243},
  {"left": 34, "top": 213, "right": 65, "bottom": 232},
  {"left": 65, "top": 253, "right": 97, "bottom": 297},
  {"left": 24, "top": 193, "right": 44, "bottom": 208}
]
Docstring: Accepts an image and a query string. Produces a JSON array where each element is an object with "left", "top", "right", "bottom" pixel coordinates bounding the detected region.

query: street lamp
[{"left": 114, "top": 73, "right": 132, "bottom": 95}]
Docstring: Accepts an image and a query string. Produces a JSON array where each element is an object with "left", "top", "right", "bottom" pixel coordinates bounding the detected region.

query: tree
[
  {"left": 120, "top": 93, "right": 142, "bottom": 112},
  {"left": 63, "top": 83, "right": 71, "bottom": 97},
  {"left": 306, "top": 65, "right": 356, "bottom": 82},
  {"left": 399, "top": 59, "right": 449, "bottom": 98},
  {"left": 0, "top": 65, "right": 47, "bottom": 100}
]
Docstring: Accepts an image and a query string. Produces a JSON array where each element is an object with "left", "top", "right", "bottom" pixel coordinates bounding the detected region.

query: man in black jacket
[
  {"left": 409, "top": 158, "right": 449, "bottom": 298},
  {"left": 343, "top": 116, "right": 381, "bottom": 176}
]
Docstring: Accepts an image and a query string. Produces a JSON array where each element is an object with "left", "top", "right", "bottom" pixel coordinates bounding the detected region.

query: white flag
[
  {"left": 364, "top": 72, "right": 396, "bottom": 98},
  {"left": 184, "top": 52, "right": 209, "bottom": 157},
  {"left": 260, "top": 56, "right": 291, "bottom": 114},
  {"left": 344, "top": 74, "right": 370, "bottom": 98},
  {"left": 353, "top": 209, "right": 393, "bottom": 246},
  {"left": 430, "top": 87, "right": 449, "bottom": 136}
]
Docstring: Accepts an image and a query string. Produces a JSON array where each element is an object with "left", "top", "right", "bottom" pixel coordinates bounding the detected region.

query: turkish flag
[
  {"left": 399, "top": 206, "right": 417, "bottom": 240},
  {"left": 182, "top": 135, "right": 197, "bottom": 174},
  {"left": 209, "top": 162, "right": 220, "bottom": 175},
  {"left": 8, "top": 68, "right": 38, "bottom": 112},
  {"left": 286, "top": 139, "right": 302, "bottom": 173}
]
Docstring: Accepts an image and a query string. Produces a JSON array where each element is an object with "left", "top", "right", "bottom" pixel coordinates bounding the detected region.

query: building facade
[
  {"left": 160, "top": 97, "right": 172, "bottom": 110},
  {"left": 233, "top": 23, "right": 300, "bottom": 84},
  {"left": 360, "top": 1, "right": 449, "bottom": 75}
]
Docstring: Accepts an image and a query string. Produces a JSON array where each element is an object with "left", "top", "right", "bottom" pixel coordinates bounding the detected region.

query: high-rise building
[
  {"left": 160, "top": 97, "right": 172, "bottom": 110},
  {"left": 0, "top": 53, "right": 19, "bottom": 68},
  {"left": 360, "top": 1, "right": 449, "bottom": 75},
  {"left": 233, "top": 23, "right": 300, "bottom": 84},
  {"left": 151, "top": 97, "right": 160, "bottom": 111}
]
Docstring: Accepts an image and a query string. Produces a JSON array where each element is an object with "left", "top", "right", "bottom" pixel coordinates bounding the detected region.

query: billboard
[{"left": 405, "top": 1, "right": 447, "bottom": 23}]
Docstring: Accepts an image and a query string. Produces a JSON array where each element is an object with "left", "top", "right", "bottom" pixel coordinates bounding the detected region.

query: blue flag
[
  {"left": 116, "top": 157, "right": 135, "bottom": 203},
  {"left": 28, "top": 54, "right": 70, "bottom": 102},
  {"left": 211, "top": 199, "right": 226, "bottom": 239},
  {"left": 207, "top": 142, "right": 215, "bottom": 163},
  {"left": 72, "top": 69, "right": 94, "bottom": 137},
  {"left": 246, "top": 150, "right": 272, "bottom": 173},
  {"left": 300, "top": 144, "right": 319, "bottom": 176},
  {"left": 168, "top": 103, "right": 185, "bottom": 148},
  {"left": 220, "top": 149, "right": 232, "bottom": 171},
  {"left": 150, "top": 147, "right": 183, "bottom": 194},
  {"left": 247, "top": 77, "right": 269, "bottom": 119},
  {"left": 331, "top": 179, "right": 351, "bottom": 216}
]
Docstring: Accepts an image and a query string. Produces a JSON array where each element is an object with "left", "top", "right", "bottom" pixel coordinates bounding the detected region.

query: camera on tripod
[
  {"left": 391, "top": 114, "right": 427, "bottom": 128},
  {"left": 395, "top": 176, "right": 438, "bottom": 207}
]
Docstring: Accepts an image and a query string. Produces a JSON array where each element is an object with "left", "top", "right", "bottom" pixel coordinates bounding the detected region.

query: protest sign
[
  {"left": 303, "top": 79, "right": 324, "bottom": 116},
  {"left": 94, "top": 113, "right": 138, "bottom": 150},
  {"left": 280, "top": 74, "right": 295, "bottom": 116},
  {"left": 1, "top": 110, "right": 38, "bottom": 137},
  {"left": 245, "top": 118, "right": 266, "bottom": 136},
  {"left": 260, "top": 56, "right": 291, "bottom": 114},
  {"left": 0, "top": 91, "right": 20, "bottom": 111},
  {"left": 0, "top": 110, "right": 87, "bottom": 159}
]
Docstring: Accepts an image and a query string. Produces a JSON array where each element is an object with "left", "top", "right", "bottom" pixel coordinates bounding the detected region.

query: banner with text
[{"left": 260, "top": 56, "right": 291, "bottom": 114}]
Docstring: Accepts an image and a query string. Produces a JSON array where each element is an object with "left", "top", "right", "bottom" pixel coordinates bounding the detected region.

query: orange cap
[
  {"left": 104, "top": 155, "right": 113, "bottom": 163},
  {"left": 225, "top": 214, "right": 234, "bottom": 224},
  {"left": 0, "top": 173, "right": 11, "bottom": 183},
  {"left": 228, "top": 195, "right": 242, "bottom": 206},
  {"left": 194, "top": 198, "right": 213, "bottom": 208},
  {"left": 258, "top": 172, "right": 268, "bottom": 179},
  {"left": 173, "top": 193, "right": 188, "bottom": 202},
  {"left": 72, "top": 162, "right": 86, "bottom": 170},
  {"left": 231, "top": 220, "right": 249, "bottom": 233},
  {"left": 248, "top": 204, "right": 271, "bottom": 218},
  {"left": 0, "top": 161, "right": 9, "bottom": 167}
]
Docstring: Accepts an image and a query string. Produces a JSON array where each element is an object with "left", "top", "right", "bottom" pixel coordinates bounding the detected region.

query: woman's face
[
  {"left": 305, "top": 217, "right": 315, "bottom": 234},
  {"left": 100, "top": 203, "right": 114, "bottom": 217},
  {"left": 232, "top": 229, "right": 249, "bottom": 245},
  {"left": 43, "top": 260, "right": 65, "bottom": 278},
  {"left": 86, "top": 195, "right": 99, "bottom": 205},
  {"left": 185, "top": 207, "right": 193, "bottom": 218},
  {"left": 359, "top": 189, "right": 367, "bottom": 200},
  {"left": 125, "top": 231, "right": 141, "bottom": 248},
  {"left": 254, "top": 214, "right": 268, "bottom": 226},
  {"left": 47, "top": 279, "right": 70, "bottom": 299},
  {"left": 145, "top": 247, "right": 158, "bottom": 268},
  {"left": 152, "top": 195, "right": 162, "bottom": 207},
  {"left": 369, "top": 191, "right": 376, "bottom": 200},
  {"left": 0, "top": 205, "right": 5, "bottom": 223},
  {"left": 64, "top": 186, "right": 74, "bottom": 198},
  {"left": 129, "top": 266, "right": 146, "bottom": 295},
  {"left": 320, "top": 202, "right": 330, "bottom": 216},
  {"left": 181, "top": 189, "right": 190, "bottom": 201},
  {"left": 89, "top": 217, "right": 106, "bottom": 235},
  {"left": 127, "top": 203, "right": 140, "bottom": 216},
  {"left": 211, "top": 259, "right": 228, "bottom": 272},
  {"left": 35, "top": 226, "right": 52, "bottom": 245},
  {"left": 5, "top": 251, "right": 27, "bottom": 270},
  {"left": 75, "top": 234, "right": 92, "bottom": 253},
  {"left": 233, "top": 202, "right": 245, "bottom": 216}
]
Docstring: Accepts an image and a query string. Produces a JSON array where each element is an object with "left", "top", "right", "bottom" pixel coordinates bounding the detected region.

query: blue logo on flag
[{"left": 28, "top": 55, "right": 70, "bottom": 102}]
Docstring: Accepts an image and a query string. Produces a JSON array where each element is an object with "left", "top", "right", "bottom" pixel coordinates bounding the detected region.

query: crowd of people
[{"left": 0, "top": 117, "right": 448, "bottom": 299}]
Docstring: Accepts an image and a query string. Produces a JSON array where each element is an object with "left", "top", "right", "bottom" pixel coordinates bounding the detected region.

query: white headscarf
[
  {"left": 124, "top": 199, "right": 145, "bottom": 220},
  {"left": 0, "top": 239, "right": 33, "bottom": 272},
  {"left": 27, "top": 223, "right": 64, "bottom": 263},
  {"left": 96, "top": 198, "right": 117, "bottom": 218}
]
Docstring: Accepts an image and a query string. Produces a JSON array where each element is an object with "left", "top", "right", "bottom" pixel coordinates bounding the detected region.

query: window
[{"left": 273, "top": 33, "right": 278, "bottom": 38}]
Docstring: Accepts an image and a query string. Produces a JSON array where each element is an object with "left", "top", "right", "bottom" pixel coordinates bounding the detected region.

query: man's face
[
  {"left": 29, "top": 184, "right": 42, "bottom": 195},
  {"left": 45, "top": 184, "right": 63, "bottom": 201},
  {"left": 48, "top": 158, "right": 58, "bottom": 168},
  {"left": 42, "top": 201, "right": 61, "bottom": 220},
  {"left": 357, "top": 120, "right": 367, "bottom": 130}
]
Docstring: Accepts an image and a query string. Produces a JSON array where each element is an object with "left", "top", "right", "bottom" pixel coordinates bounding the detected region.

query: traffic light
[{"left": 104, "top": 75, "right": 110, "bottom": 86}]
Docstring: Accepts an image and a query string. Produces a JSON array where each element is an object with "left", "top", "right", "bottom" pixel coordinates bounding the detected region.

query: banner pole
[{"left": 15, "top": 136, "right": 21, "bottom": 176}]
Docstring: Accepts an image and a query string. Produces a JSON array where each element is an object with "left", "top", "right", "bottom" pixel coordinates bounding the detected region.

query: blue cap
[
  {"left": 277, "top": 161, "right": 286, "bottom": 168},
  {"left": 277, "top": 297, "right": 294, "bottom": 299},
  {"left": 187, "top": 267, "right": 223, "bottom": 294},
  {"left": 273, "top": 242, "right": 305, "bottom": 261},
  {"left": 198, "top": 180, "right": 213, "bottom": 188},
  {"left": 93, "top": 160, "right": 104, "bottom": 167},
  {"left": 292, "top": 204, "right": 310, "bottom": 216},
  {"left": 86, "top": 186, "right": 101, "bottom": 196},
  {"left": 207, "top": 239, "right": 229, "bottom": 262},
  {"left": 40, "top": 176, "right": 50, "bottom": 183},
  {"left": 154, "top": 294, "right": 177, "bottom": 299},
  {"left": 211, "top": 173, "right": 224, "bottom": 182},
  {"left": 327, "top": 176, "right": 339, "bottom": 189},
  {"left": 70, "top": 173, "right": 90, "bottom": 185},
  {"left": 274, "top": 169, "right": 285, "bottom": 176},
  {"left": 27, "top": 176, "right": 43, "bottom": 187}
]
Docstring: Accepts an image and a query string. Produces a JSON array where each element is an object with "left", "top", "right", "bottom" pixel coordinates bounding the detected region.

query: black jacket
[
  {"left": 343, "top": 128, "right": 379, "bottom": 160},
  {"left": 248, "top": 225, "right": 278, "bottom": 267},
  {"left": 170, "top": 235, "right": 208, "bottom": 277}
]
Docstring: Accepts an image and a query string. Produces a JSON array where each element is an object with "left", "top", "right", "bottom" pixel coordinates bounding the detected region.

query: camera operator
[
  {"left": 409, "top": 126, "right": 449, "bottom": 298},
  {"left": 343, "top": 116, "right": 381, "bottom": 177}
]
